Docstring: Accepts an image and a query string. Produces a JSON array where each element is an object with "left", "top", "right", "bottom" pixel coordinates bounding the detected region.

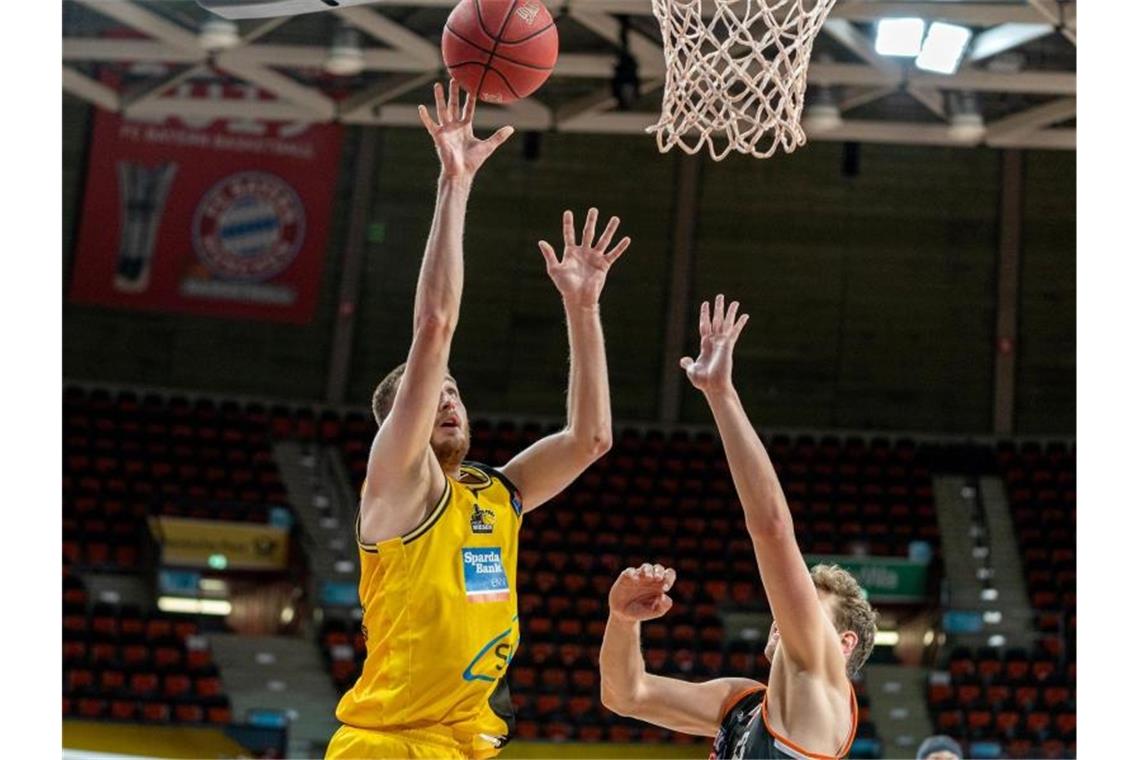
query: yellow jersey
[{"left": 334, "top": 462, "right": 523, "bottom": 755}]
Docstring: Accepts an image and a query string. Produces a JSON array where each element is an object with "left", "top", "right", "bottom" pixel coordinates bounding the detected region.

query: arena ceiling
[{"left": 62, "top": 0, "right": 1076, "bottom": 150}]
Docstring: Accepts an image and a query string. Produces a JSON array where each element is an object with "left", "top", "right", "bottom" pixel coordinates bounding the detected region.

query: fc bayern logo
[{"left": 192, "top": 171, "right": 306, "bottom": 282}]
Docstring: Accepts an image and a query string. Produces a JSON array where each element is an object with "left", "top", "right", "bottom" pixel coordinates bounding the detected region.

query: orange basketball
[{"left": 442, "top": 0, "right": 559, "bottom": 104}]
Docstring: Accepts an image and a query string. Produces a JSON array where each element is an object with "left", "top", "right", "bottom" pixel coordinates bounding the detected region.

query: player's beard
[{"left": 432, "top": 430, "right": 470, "bottom": 473}]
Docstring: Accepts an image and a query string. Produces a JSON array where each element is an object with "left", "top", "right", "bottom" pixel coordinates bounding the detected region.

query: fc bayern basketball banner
[{"left": 70, "top": 106, "right": 343, "bottom": 323}]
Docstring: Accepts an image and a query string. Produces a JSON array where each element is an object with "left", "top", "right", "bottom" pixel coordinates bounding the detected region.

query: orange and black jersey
[{"left": 710, "top": 685, "right": 857, "bottom": 760}]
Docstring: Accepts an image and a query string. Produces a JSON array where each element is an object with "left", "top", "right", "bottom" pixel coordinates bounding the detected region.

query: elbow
[
  {"left": 745, "top": 512, "right": 794, "bottom": 542},
  {"left": 600, "top": 682, "right": 638, "bottom": 717},
  {"left": 588, "top": 430, "right": 613, "bottom": 459},
  {"left": 573, "top": 427, "right": 612, "bottom": 461},
  {"left": 415, "top": 311, "right": 456, "bottom": 342}
]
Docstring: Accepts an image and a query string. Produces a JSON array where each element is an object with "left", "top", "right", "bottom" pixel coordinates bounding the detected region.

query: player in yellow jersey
[{"left": 325, "top": 80, "right": 631, "bottom": 759}]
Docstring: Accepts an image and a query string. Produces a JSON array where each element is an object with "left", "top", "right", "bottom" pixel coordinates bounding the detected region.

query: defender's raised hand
[
  {"left": 538, "top": 208, "right": 631, "bottom": 307},
  {"left": 680, "top": 294, "right": 750, "bottom": 394},
  {"left": 609, "top": 564, "right": 677, "bottom": 623},
  {"left": 418, "top": 80, "right": 514, "bottom": 179}
]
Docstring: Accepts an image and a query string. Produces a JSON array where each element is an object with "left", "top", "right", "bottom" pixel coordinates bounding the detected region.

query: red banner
[{"left": 70, "top": 105, "right": 343, "bottom": 323}]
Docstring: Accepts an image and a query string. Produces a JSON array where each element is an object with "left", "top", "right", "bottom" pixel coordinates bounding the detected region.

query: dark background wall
[{"left": 62, "top": 95, "right": 1076, "bottom": 435}]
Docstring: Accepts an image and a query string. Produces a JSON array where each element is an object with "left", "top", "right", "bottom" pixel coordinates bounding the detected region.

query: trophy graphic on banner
[{"left": 114, "top": 161, "right": 178, "bottom": 293}]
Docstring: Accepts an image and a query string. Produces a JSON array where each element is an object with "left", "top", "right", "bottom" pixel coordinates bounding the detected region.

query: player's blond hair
[
  {"left": 371, "top": 363, "right": 408, "bottom": 426},
  {"left": 811, "top": 563, "right": 878, "bottom": 678}
]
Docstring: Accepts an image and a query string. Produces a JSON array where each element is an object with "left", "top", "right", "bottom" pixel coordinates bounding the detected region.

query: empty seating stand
[
  {"left": 62, "top": 575, "right": 232, "bottom": 726},
  {"left": 63, "top": 386, "right": 290, "bottom": 571}
]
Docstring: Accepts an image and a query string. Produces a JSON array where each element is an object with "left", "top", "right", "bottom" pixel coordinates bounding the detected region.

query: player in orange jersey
[{"left": 600, "top": 295, "right": 877, "bottom": 760}]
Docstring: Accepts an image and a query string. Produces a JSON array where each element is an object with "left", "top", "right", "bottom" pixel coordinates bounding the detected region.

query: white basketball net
[{"left": 648, "top": 0, "right": 838, "bottom": 160}]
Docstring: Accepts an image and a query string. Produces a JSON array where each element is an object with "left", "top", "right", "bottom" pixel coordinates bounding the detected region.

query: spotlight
[
  {"left": 199, "top": 18, "right": 241, "bottom": 51},
  {"left": 947, "top": 92, "right": 986, "bottom": 142},
  {"left": 804, "top": 86, "right": 843, "bottom": 132},
  {"left": 325, "top": 27, "right": 365, "bottom": 77},
  {"left": 875, "top": 18, "right": 926, "bottom": 57},
  {"left": 917, "top": 22, "right": 973, "bottom": 74}
]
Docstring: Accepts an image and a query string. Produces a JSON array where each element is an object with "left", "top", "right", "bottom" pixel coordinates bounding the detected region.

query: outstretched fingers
[
  {"left": 417, "top": 104, "right": 438, "bottom": 134},
  {"left": 461, "top": 88, "right": 474, "bottom": 123},
  {"left": 604, "top": 236, "right": 631, "bottom": 264},
  {"left": 724, "top": 300, "right": 740, "bottom": 331},
  {"left": 433, "top": 82, "right": 449, "bottom": 124},
  {"left": 484, "top": 125, "right": 515, "bottom": 153},
  {"left": 537, "top": 240, "right": 559, "bottom": 269},
  {"left": 581, "top": 207, "right": 599, "bottom": 250},
  {"left": 562, "top": 210, "right": 577, "bottom": 248},
  {"left": 731, "top": 312, "right": 750, "bottom": 339},
  {"left": 595, "top": 215, "right": 620, "bottom": 252},
  {"left": 699, "top": 300, "right": 711, "bottom": 338},
  {"left": 448, "top": 79, "right": 461, "bottom": 121},
  {"left": 712, "top": 294, "right": 725, "bottom": 333}
]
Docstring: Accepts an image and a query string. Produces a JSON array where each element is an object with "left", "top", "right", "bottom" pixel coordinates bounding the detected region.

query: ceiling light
[
  {"left": 199, "top": 18, "right": 241, "bottom": 51},
  {"left": 874, "top": 630, "right": 899, "bottom": 646},
  {"left": 917, "top": 22, "right": 973, "bottom": 74},
  {"left": 948, "top": 92, "right": 986, "bottom": 143},
  {"left": 325, "top": 27, "right": 365, "bottom": 77},
  {"left": 158, "top": 596, "right": 233, "bottom": 616},
  {"left": 804, "top": 86, "right": 843, "bottom": 133},
  {"left": 875, "top": 18, "right": 926, "bottom": 57}
]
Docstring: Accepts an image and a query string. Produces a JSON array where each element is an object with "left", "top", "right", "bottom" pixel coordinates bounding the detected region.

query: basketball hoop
[{"left": 649, "top": 0, "right": 839, "bottom": 160}]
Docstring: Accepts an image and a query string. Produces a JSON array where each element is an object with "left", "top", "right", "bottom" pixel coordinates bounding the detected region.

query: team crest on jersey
[
  {"left": 470, "top": 503, "right": 495, "bottom": 534},
  {"left": 192, "top": 171, "right": 306, "bottom": 282}
]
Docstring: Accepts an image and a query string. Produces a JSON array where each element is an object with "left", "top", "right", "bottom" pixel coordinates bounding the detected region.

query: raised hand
[
  {"left": 609, "top": 563, "right": 677, "bottom": 623},
  {"left": 418, "top": 80, "right": 514, "bottom": 180},
  {"left": 538, "top": 208, "right": 631, "bottom": 307},
  {"left": 679, "top": 294, "right": 750, "bottom": 395}
]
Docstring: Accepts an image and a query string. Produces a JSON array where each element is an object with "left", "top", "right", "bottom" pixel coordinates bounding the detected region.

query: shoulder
[{"left": 720, "top": 683, "right": 766, "bottom": 724}]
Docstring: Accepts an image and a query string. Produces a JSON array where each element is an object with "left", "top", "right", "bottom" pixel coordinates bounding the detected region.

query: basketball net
[{"left": 649, "top": 0, "right": 838, "bottom": 160}]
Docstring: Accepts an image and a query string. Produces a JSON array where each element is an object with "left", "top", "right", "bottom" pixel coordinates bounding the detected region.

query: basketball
[{"left": 442, "top": 0, "right": 559, "bottom": 104}]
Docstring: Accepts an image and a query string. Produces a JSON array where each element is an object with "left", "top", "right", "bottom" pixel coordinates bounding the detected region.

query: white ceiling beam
[
  {"left": 828, "top": 1, "right": 1043, "bottom": 26},
  {"left": 124, "top": 96, "right": 319, "bottom": 121},
  {"left": 195, "top": 0, "right": 1055, "bottom": 24},
  {"left": 339, "top": 72, "right": 439, "bottom": 120},
  {"left": 63, "top": 39, "right": 204, "bottom": 63},
  {"left": 344, "top": 102, "right": 552, "bottom": 130},
  {"left": 63, "top": 66, "right": 121, "bottom": 111},
  {"left": 905, "top": 85, "right": 946, "bottom": 120},
  {"left": 839, "top": 85, "right": 897, "bottom": 113},
  {"left": 334, "top": 6, "right": 441, "bottom": 66},
  {"left": 987, "top": 128, "right": 1075, "bottom": 151},
  {"left": 969, "top": 23, "right": 1054, "bottom": 62},
  {"left": 985, "top": 97, "right": 1077, "bottom": 141},
  {"left": 555, "top": 78, "right": 664, "bottom": 123},
  {"left": 213, "top": 52, "right": 336, "bottom": 118},
  {"left": 1027, "top": 0, "right": 1076, "bottom": 44},
  {"left": 906, "top": 68, "right": 1075, "bottom": 96},
  {"left": 75, "top": 0, "right": 201, "bottom": 52},
  {"left": 224, "top": 43, "right": 429, "bottom": 73},
  {"left": 568, "top": 9, "right": 666, "bottom": 77}
]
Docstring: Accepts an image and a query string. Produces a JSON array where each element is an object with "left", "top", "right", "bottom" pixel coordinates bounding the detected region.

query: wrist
[
  {"left": 438, "top": 172, "right": 474, "bottom": 191},
  {"left": 562, "top": 297, "right": 600, "bottom": 313},
  {"left": 608, "top": 610, "right": 640, "bottom": 626},
  {"left": 703, "top": 384, "right": 739, "bottom": 402}
]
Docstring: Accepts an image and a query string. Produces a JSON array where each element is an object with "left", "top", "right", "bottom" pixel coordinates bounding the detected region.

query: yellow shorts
[{"left": 325, "top": 724, "right": 501, "bottom": 760}]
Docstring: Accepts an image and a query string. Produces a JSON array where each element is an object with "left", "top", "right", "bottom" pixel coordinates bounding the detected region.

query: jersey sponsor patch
[
  {"left": 462, "top": 547, "right": 510, "bottom": 602},
  {"left": 470, "top": 503, "right": 495, "bottom": 534}
]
